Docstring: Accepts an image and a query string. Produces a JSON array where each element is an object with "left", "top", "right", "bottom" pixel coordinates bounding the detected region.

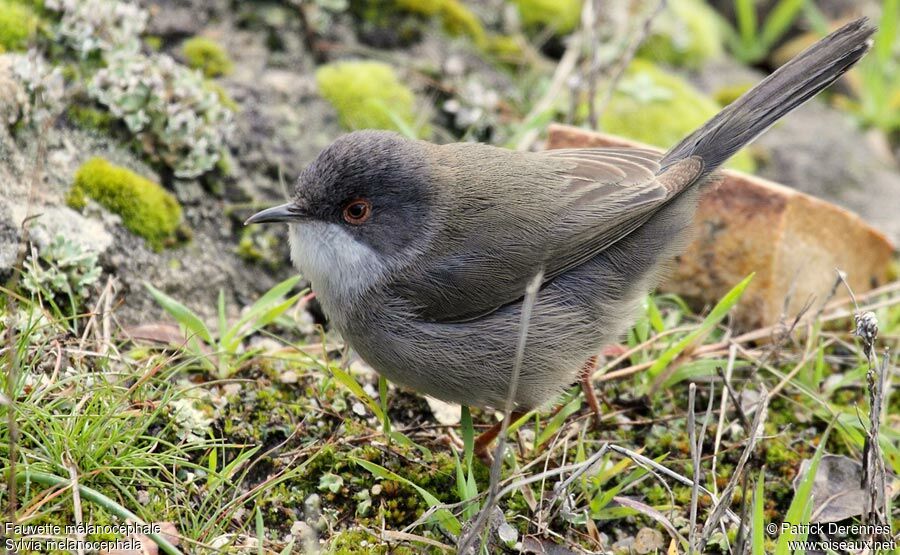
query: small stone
[
  {"left": 351, "top": 401, "right": 366, "bottom": 416},
  {"left": 497, "top": 522, "right": 518, "bottom": 544},
  {"left": 633, "top": 527, "right": 665, "bottom": 554},
  {"left": 425, "top": 397, "right": 461, "bottom": 425},
  {"left": 279, "top": 370, "right": 299, "bottom": 384}
]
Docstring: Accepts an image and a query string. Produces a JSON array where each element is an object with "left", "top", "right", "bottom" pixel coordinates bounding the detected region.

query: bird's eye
[{"left": 342, "top": 198, "right": 372, "bottom": 225}]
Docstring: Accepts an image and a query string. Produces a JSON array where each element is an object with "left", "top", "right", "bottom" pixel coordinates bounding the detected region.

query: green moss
[
  {"left": 325, "top": 528, "right": 417, "bottom": 554},
  {"left": 486, "top": 34, "right": 527, "bottom": 63},
  {"left": 236, "top": 227, "right": 281, "bottom": 269},
  {"left": 511, "top": 0, "right": 581, "bottom": 35},
  {"left": 637, "top": 0, "right": 723, "bottom": 69},
  {"left": 144, "top": 35, "right": 163, "bottom": 51},
  {"left": 764, "top": 438, "right": 801, "bottom": 467},
  {"left": 182, "top": 36, "right": 233, "bottom": 78},
  {"left": 596, "top": 59, "right": 756, "bottom": 172},
  {"left": 315, "top": 60, "right": 422, "bottom": 134},
  {"left": 67, "top": 105, "right": 113, "bottom": 132},
  {"left": 204, "top": 80, "right": 239, "bottom": 112},
  {"left": 0, "top": 0, "right": 39, "bottom": 52},
  {"left": 396, "top": 0, "right": 486, "bottom": 46},
  {"left": 67, "top": 158, "right": 183, "bottom": 251},
  {"left": 713, "top": 83, "right": 754, "bottom": 107}
]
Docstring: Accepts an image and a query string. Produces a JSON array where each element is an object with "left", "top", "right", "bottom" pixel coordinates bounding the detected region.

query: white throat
[{"left": 288, "top": 222, "right": 386, "bottom": 308}]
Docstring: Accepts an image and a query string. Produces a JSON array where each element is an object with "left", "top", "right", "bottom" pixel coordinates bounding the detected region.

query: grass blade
[
  {"left": 646, "top": 273, "right": 753, "bottom": 384},
  {"left": 352, "top": 458, "right": 461, "bottom": 534},
  {"left": 145, "top": 282, "right": 212, "bottom": 344},
  {"left": 329, "top": 364, "right": 385, "bottom": 422},
  {"left": 752, "top": 468, "right": 766, "bottom": 555},
  {"left": 774, "top": 421, "right": 833, "bottom": 554}
]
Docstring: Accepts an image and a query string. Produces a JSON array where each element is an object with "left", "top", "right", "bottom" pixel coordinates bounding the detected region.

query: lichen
[
  {"left": 315, "top": 60, "right": 422, "bottom": 134},
  {"left": 182, "top": 36, "right": 233, "bottom": 78},
  {"left": 511, "top": 0, "right": 581, "bottom": 35},
  {"left": 44, "top": 0, "right": 147, "bottom": 56},
  {"left": 88, "top": 50, "right": 234, "bottom": 178},
  {"left": 596, "top": 59, "right": 756, "bottom": 172},
  {"left": 637, "top": 0, "right": 723, "bottom": 69},
  {"left": 0, "top": 0, "right": 40, "bottom": 53},
  {"left": 1, "top": 51, "right": 64, "bottom": 128},
  {"left": 67, "top": 157, "right": 184, "bottom": 251}
]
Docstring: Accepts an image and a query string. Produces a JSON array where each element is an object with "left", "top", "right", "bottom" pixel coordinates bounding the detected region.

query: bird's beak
[{"left": 244, "top": 203, "right": 304, "bottom": 225}]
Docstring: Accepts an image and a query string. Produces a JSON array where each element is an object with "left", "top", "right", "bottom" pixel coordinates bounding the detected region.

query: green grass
[{"left": 3, "top": 265, "right": 898, "bottom": 553}]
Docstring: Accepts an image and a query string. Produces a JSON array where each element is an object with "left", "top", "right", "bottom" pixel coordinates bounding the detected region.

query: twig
[
  {"left": 65, "top": 454, "right": 85, "bottom": 555},
  {"left": 607, "top": 444, "right": 741, "bottom": 524},
  {"left": 592, "top": 0, "right": 665, "bottom": 124},
  {"left": 697, "top": 385, "right": 768, "bottom": 552},
  {"left": 457, "top": 269, "right": 544, "bottom": 553},
  {"left": 516, "top": 34, "right": 583, "bottom": 151},
  {"left": 584, "top": 0, "right": 600, "bottom": 129},
  {"left": 3, "top": 114, "right": 51, "bottom": 534},
  {"left": 687, "top": 384, "right": 700, "bottom": 553}
]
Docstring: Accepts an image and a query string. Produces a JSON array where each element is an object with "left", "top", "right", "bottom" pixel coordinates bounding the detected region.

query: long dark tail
[{"left": 659, "top": 17, "right": 875, "bottom": 174}]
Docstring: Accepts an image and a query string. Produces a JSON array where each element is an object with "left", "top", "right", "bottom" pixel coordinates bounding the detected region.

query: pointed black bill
[{"left": 244, "top": 203, "right": 302, "bottom": 225}]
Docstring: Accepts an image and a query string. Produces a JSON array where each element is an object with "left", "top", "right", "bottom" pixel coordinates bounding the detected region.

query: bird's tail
[{"left": 659, "top": 17, "right": 875, "bottom": 175}]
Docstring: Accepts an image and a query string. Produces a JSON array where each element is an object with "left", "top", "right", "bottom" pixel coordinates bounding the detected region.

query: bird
[{"left": 246, "top": 18, "right": 874, "bottom": 450}]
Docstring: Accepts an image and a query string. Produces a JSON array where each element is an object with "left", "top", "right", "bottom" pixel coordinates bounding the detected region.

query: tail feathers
[{"left": 659, "top": 17, "right": 875, "bottom": 175}]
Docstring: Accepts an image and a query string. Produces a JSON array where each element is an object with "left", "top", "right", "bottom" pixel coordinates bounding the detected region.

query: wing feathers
[{"left": 393, "top": 146, "right": 702, "bottom": 322}]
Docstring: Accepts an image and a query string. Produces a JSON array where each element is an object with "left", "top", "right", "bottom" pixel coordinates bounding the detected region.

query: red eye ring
[{"left": 342, "top": 198, "right": 372, "bottom": 225}]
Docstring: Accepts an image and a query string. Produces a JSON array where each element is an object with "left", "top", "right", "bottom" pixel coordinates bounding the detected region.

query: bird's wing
[{"left": 390, "top": 147, "right": 703, "bottom": 323}]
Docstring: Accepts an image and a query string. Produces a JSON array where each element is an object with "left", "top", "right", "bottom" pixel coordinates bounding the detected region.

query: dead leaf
[
  {"left": 793, "top": 454, "right": 886, "bottom": 523},
  {"left": 633, "top": 527, "right": 665, "bottom": 554},
  {"left": 521, "top": 535, "right": 584, "bottom": 554},
  {"left": 123, "top": 323, "right": 186, "bottom": 346},
  {"left": 101, "top": 522, "right": 180, "bottom": 555}
]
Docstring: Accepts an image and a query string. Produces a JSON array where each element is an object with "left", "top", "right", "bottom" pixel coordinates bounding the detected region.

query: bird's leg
[
  {"left": 473, "top": 410, "right": 527, "bottom": 464},
  {"left": 580, "top": 355, "right": 603, "bottom": 428}
]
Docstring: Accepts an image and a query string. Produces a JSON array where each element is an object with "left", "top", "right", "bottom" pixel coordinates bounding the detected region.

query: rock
[
  {"left": 144, "top": 0, "right": 217, "bottom": 38},
  {"left": 547, "top": 124, "right": 895, "bottom": 329},
  {"left": 8, "top": 204, "right": 113, "bottom": 256}
]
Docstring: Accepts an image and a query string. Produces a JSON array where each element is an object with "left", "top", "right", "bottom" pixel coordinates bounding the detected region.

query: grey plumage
[{"left": 248, "top": 18, "right": 874, "bottom": 410}]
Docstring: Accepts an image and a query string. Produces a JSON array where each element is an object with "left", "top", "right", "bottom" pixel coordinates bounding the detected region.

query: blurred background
[{"left": 1, "top": 0, "right": 897, "bottom": 322}]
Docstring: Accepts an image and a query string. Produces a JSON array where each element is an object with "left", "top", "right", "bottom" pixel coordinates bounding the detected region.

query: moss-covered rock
[
  {"left": 182, "top": 36, "right": 233, "bottom": 78},
  {"left": 511, "top": 0, "right": 581, "bottom": 35},
  {"left": 637, "top": 0, "right": 723, "bottom": 69},
  {"left": 315, "top": 60, "right": 422, "bottom": 134},
  {"left": 596, "top": 59, "right": 756, "bottom": 172},
  {"left": 67, "top": 158, "right": 183, "bottom": 251},
  {"left": 0, "top": 0, "right": 39, "bottom": 53}
]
